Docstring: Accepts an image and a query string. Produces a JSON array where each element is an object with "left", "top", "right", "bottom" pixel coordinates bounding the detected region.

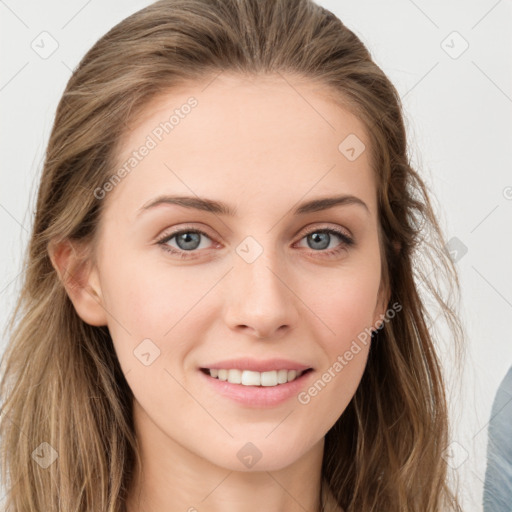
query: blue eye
[
  {"left": 156, "top": 226, "right": 354, "bottom": 259},
  {"left": 157, "top": 228, "right": 214, "bottom": 258},
  {"left": 298, "top": 227, "right": 354, "bottom": 256}
]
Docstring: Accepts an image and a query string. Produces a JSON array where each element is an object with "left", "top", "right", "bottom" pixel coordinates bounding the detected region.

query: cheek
[
  {"left": 100, "top": 263, "right": 207, "bottom": 414},
  {"left": 102, "top": 232, "right": 207, "bottom": 322},
  {"left": 98, "top": 247, "right": 208, "bottom": 367},
  {"left": 297, "top": 269, "right": 378, "bottom": 429},
  {"left": 331, "top": 282, "right": 378, "bottom": 340},
  {"left": 309, "top": 260, "right": 381, "bottom": 346},
  {"left": 319, "top": 279, "right": 375, "bottom": 382}
]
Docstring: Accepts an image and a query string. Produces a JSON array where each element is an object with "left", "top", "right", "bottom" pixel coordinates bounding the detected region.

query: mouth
[{"left": 199, "top": 367, "right": 314, "bottom": 387}]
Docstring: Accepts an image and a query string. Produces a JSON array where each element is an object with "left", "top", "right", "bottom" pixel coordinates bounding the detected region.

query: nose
[{"left": 223, "top": 246, "right": 299, "bottom": 340}]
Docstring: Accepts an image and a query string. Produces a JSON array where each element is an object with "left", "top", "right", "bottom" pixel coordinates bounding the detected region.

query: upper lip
[{"left": 200, "top": 358, "right": 313, "bottom": 372}]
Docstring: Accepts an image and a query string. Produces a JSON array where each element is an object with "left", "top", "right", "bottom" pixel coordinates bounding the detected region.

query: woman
[{"left": 0, "top": 0, "right": 464, "bottom": 510}]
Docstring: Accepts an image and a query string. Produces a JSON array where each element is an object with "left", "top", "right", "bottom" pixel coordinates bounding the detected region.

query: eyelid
[
  {"left": 155, "top": 223, "right": 215, "bottom": 242},
  {"left": 155, "top": 225, "right": 217, "bottom": 249},
  {"left": 298, "top": 223, "right": 353, "bottom": 240}
]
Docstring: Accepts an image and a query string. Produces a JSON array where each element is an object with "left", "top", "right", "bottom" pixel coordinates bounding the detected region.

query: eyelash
[{"left": 156, "top": 225, "right": 354, "bottom": 260}]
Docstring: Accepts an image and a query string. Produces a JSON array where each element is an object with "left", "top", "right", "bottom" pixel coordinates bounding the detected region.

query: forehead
[{"left": 104, "top": 73, "right": 376, "bottom": 219}]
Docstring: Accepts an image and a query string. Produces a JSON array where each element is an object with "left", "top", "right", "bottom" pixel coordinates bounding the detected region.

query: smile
[{"left": 201, "top": 368, "right": 312, "bottom": 387}]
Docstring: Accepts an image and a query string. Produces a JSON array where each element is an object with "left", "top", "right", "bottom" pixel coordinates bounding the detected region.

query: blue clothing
[{"left": 483, "top": 366, "right": 512, "bottom": 511}]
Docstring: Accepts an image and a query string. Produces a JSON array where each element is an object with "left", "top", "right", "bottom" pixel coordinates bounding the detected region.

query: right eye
[{"left": 156, "top": 228, "right": 217, "bottom": 258}]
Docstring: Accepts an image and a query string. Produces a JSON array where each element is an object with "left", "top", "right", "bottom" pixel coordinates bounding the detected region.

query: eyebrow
[{"left": 137, "top": 193, "right": 370, "bottom": 218}]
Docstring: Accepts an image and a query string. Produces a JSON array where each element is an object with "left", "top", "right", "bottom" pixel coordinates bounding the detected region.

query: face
[{"left": 85, "top": 73, "right": 388, "bottom": 472}]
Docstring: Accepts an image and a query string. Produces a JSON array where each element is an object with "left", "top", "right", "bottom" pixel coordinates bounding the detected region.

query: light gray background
[{"left": 1, "top": 1, "right": 511, "bottom": 510}]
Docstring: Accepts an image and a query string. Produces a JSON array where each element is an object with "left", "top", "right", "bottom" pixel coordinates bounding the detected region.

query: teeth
[
  {"left": 277, "top": 369, "right": 288, "bottom": 384},
  {"left": 228, "top": 369, "right": 242, "bottom": 384},
  {"left": 242, "top": 370, "right": 260, "bottom": 386},
  {"left": 206, "top": 368, "right": 306, "bottom": 386}
]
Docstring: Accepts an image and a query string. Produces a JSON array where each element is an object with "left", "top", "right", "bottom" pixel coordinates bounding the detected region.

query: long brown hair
[{"left": 0, "top": 0, "right": 464, "bottom": 510}]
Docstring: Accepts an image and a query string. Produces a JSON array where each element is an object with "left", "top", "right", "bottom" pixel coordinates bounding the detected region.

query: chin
[{"left": 202, "top": 439, "right": 312, "bottom": 473}]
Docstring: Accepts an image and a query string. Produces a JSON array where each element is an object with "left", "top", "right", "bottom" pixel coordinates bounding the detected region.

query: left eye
[{"left": 297, "top": 228, "right": 353, "bottom": 252}]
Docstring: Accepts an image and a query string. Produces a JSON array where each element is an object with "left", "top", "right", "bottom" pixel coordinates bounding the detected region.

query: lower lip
[{"left": 199, "top": 369, "right": 314, "bottom": 408}]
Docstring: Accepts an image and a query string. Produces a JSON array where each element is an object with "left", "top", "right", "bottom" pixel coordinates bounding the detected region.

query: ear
[{"left": 48, "top": 238, "right": 108, "bottom": 326}]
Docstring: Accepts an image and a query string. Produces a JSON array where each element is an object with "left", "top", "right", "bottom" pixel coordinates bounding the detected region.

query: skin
[{"left": 50, "top": 72, "right": 390, "bottom": 512}]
